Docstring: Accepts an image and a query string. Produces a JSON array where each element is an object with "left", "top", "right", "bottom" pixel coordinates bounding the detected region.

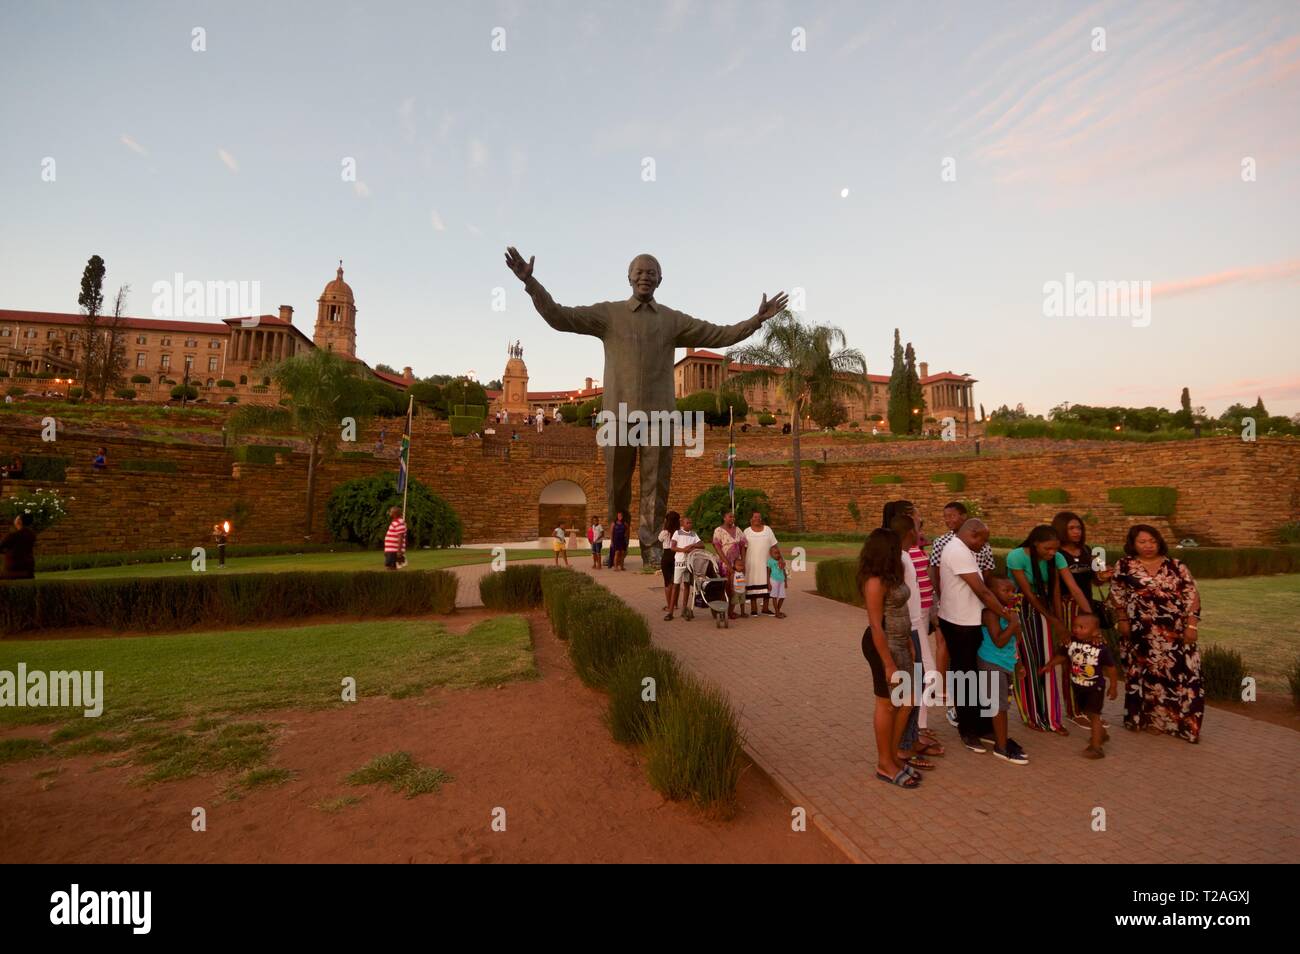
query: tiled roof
[
  {"left": 675, "top": 348, "right": 975, "bottom": 385},
  {"left": 0, "top": 309, "right": 236, "bottom": 336}
]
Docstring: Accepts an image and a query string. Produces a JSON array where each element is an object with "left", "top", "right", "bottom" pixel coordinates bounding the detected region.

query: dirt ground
[{"left": 0, "top": 610, "right": 845, "bottom": 863}]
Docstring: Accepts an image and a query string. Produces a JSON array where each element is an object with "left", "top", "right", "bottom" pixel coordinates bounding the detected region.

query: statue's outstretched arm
[
  {"left": 505, "top": 246, "right": 607, "bottom": 338},
  {"left": 673, "top": 292, "right": 788, "bottom": 348}
]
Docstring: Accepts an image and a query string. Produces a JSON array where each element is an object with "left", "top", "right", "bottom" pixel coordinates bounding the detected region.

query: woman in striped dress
[{"left": 1007, "top": 525, "right": 1092, "bottom": 733}]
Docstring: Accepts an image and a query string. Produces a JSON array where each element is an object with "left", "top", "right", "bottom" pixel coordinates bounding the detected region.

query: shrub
[
  {"left": 0, "top": 487, "right": 69, "bottom": 532},
  {"left": 0, "top": 370, "right": 8, "bottom": 378},
  {"left": 0, "top": 455, "right": 68, "bottom": 481},
  {"left": 558, "top": 403, "right": 580, "bottom": 423},
  {"left": 325, "top": 473, "right": 463, "bottom": 549},
  {"left": 224, "top": 396, "right": 238, "bottom": 404},
  {"left": 562, "top": 585, "right": 617, "bottom": 646},
  {"left": 6, "top": 387, "right": 25, "bottom": 397},
  {"left": 0, "top": 569, "right": 458, "bottom": 635},
  {"left": 228, "top": 404, "right": 293, "bottom": 434},
  {"left": 1107, "top": 486, "right": 1177, "bottom": 516},
  {"left": 229, "top": 444, "right": 289, "bottom": 465},
  {"left": 1173, "top": 546, "right": 1300, "bottom": 579},
  {"left": 449, "top": 415, "right": 481, "bottom": 436},
  {"left": 676, "top": 389, "right": 748, "bottom": 426},
  {"left": 931, "top": 472, "right": 966, "bottom": 492},
  {"left": 1028, "top": 488, "right": 1069, "bottom": 504},
  {"left": 1278, "top": 521, "right": 1300, "bottom": 544},
  {"left": 847, "top": 499, "right": 861, "bottom": 525},
  {"left": 605, "top": 646, "right": 683, "bottom": 744},
  {"left": 869, "top": 474, "right": 903, "bottom": 484},
  {"left": 1200, "top": 645, "right": 1246, "bottom": 702},
  {"left": 540, "top": 568, "right": 594, "bottom": 635},
  {"left": 644, "top": 675, "right": 744, "bottom": 815},
  {"left": 758, "top": 413, "right": 775, "bottom": 426},
  {"left": 119, "top": 458, "right": 178, "bottom": 473},
  {"left": 479, "top": 564, "right": 543, "bottom": 610},
  {"left": 35, "top": 542, "right": 365, "bottom": 573},
  {"left": 130, "top": 374, "right": 151, "bottom": 385},
  {"left": 216, "top": 379, "right": 236, "bottom": 388},
  {"left": 684, "top": 485, "right": 770, "bottom": 538},
  {"left": 815, "top": 558, "right": 860, "bottom": 605},
  {"left": 566, "top": 590, "right": 651, "bottom": 687},
  {"left": 961, "top": 498, "right": 985, "bottom": 518},
  {"left": 1288, "top": 654, "right": 1300, "bottom": 708},
  {"left": 68, "top": 387, "right": 83, "bottom": 398},
  {"left": 114, "top": 388, "right": 137, "bottom": 400},
  {"left": 170, "top": 384, "right": 199, "bottom": 401}
]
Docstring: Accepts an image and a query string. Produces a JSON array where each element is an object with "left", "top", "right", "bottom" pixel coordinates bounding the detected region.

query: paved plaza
[{"left": 453, "top": 560, "right": 1300, "bottom": 863}]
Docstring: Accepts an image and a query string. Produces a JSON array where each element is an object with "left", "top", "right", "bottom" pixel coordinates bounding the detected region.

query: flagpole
[
  {"left": 401, "top": 394, "right": 414, "bottom": 521},
  {"left": 728, "top": 404, "right": 735, "bottom": 514}
]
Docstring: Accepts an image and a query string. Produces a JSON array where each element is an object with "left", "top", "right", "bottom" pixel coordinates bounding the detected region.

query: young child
[
  {"left": 1041, "top": 613, "right": 1117, "bottom": 759},
  {"left": 766, "top": 546, "right": 787, "bottom": 618},
  {"left": 977, "top": 576, "right": 1027, "bottom": 764}
]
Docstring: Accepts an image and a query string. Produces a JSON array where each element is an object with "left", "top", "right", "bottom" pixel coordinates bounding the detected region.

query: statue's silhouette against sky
[{"left": 505, "top": 246, "right": 787, "bottom": 561}]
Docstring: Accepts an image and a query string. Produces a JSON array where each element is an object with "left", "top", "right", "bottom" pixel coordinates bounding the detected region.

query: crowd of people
[
  {"left": 654, "top": 509, "right": 785, "bottom": 622},
  {"left": 859, "top": 500, "right": 1206, "bottom": 789}
]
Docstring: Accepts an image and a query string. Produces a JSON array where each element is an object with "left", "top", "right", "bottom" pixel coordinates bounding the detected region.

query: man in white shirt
[
  {"left": 938, "top": 519, "right": 1019, "bottom": 752},
  {"left": 668, "top": 515, "right": 703, "bottom": 621}
]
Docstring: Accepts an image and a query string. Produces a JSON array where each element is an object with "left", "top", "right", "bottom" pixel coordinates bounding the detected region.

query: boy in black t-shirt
[{"left": 1041, "top": 613, "right": 1117, "bottom": 759}]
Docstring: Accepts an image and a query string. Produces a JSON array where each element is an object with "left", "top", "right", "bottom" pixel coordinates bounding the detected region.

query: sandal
[
  {"left": 902, "top": 755, "right": 936, "bottom": 770},
  {"left": 664, "top": 613, "right": 673, "bottom": 621},
  {"left": 876, "top": 768, "right": 920, "bottom": 788},
  {"left": 914, "top": 740, "right": 945, "bottom": 757},
  {"left": 775, "top": 611, "right": 787, "bottom": 619}
]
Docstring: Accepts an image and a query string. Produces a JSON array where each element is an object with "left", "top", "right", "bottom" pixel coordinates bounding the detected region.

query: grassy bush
[
  {"left": 644, "top": 675, "right": 744, "bottom": 816},
  {"left": 685, "top": 485, "right": 770, "bottom": 537},
  {"left": 35, "top": 542, "right": 365, "bottom": 573},
  {"left": 114, "top": 388, "right": 136, "bottom": 400},
  {"left": 119, "top": 458, "right": 178, "bottom": 473},
  {"left": 0, "top": 569, "right": 458, "bottom": 635},
  {"left": 1027, "top": 488, "right": 1069, "bottom": 504},
  {"left": 1, "top": 455, "right": 68, "bottom": 482},
  {"left": 229, "top": 444, "right": 289, "bottom": 465},
  {"left": 1174, "top": 546, "right": 1300, "bottom": 579},
  {"left": 479, "top": 564, "right": 543, "bottom": 610},
  {"left": 604, "top": 646, "right": 683, "bottom": 744},
  {"left": 540, "top": 568, "right": 594, "bottom": 635},
  {"left": 931, "top": 472, "right": 966, "bottom": 492},
  {"left": 325, "top": 474, "right": 462, "bottom": 549},
  {"left": 130, "top": 374, "right": 151, "bottom": 384},
  {"left": 869, "top": 474, "right": 903, "bottom": 484},
  {"left": 1201, "top": 645, "right": 1246, "bottom": 702},
  {"left": 567, "top": 593, "right": 652, "bottom": 688},
  {"left": 1107, "top": 486, "right": 1177, "bottom": 516},
  {"left": 170, "top": 384, "right": 199, "bottom": 401},
  {"left": 815, "top": 558, "right": 860, "bottom": 605},
  {"left": 1277, "top": 521, "right": 1300, "bottom": 544}
]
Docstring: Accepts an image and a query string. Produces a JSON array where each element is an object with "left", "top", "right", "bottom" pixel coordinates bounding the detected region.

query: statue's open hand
[
  {"left": 755, "top": 292, "right": 788, "bottom": 322},
  {"left": 504, "top": 247, "right": 534, "bottom": 282}
]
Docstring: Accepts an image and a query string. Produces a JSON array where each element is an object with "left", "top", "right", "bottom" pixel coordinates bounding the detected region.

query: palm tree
[
  {"left": 726, "top": 312, "right": 868, "bottom": 531},
  {"left": 229, "top": 349, "right": 381, "bottom": 537}
]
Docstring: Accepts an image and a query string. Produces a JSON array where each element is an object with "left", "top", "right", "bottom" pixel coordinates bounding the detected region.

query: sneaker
[
  {"left": 994, "top": 740, "right": 1029, "bottom": 764},
  {"left": 962, "top": 736, "right": 987, "bottom": 754},
  {"left": 979, "top": 733, "right": 997, "bottom": 747},
  {"left": 946, "top": 707, "right": 958, "bottom": 728}
]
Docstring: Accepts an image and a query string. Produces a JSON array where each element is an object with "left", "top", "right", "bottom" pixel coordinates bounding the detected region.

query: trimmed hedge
[
  {"left": 1108, "top": 486, "right": 1177, "bottom": 516},
  {"left": 229, "top": 444, "right": 289, "bottom": 465},
  {"left": 114, "top": 388, "right": 136, "bottom": 400},
  {"left": 130, "top": 374, "right": 151, "bottom": 384},
  {"left": 35, "top": 542, "right": 366, "bottom": 574},
  {"left": 815, "top": 558, "right": 861, "bottom": 605},
  {"left": 1172, "top": 546, "right": 1300, "bottom": 579},
  {"left": 449, "top": 415, "right": 481, "bottom": 437},
  {"left": 541, "top": 567, "right": 595, "bottom": 637},
  {"left": 119, "top": 458, "right": 178, "bottom": 474},
  {"left": 566, "top": 588, "right": 651, "bottom": 688},
  {"left": 1201, "top": 645, "right": 1246, "bottom": 702},
  {"left": 931, "top": 472, "right": 966, "bottom": 492},
  {"left": 1027, "top": 488, "right": 1069, "bottom": 504},
  {"left": 0, "top": 569, "right": 458, "bottom": 635},
  {"left": 869, "top": 474, "right": 903, "bottom": 484},
  {"left": 479, "top": 564, "right": 544, "bottom": 610},
  {"left": 1, "top": 455, "right": 68, "bottom": 482}
]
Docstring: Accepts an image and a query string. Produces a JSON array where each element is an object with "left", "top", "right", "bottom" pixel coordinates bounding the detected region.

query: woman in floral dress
[{"left": 1106, "top": 524, "right": 1204, "bottom": 743}]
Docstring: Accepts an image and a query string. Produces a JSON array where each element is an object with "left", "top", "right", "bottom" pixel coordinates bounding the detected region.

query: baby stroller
[{"left": 685, "top": 549, "right": 731, "bottom": 628}]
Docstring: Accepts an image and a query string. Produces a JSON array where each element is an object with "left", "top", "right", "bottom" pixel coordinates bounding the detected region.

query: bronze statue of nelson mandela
[{"left": 505, "top": 246, "right": 786, "bottom": 565}]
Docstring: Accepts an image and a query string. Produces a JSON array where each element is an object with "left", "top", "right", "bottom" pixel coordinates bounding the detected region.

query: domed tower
[
  {"left": 314, "top": 261, "right": 356, "bottom": 357},
  {"left": 502, "top": 341, "right": 529, "bottom": 416}
]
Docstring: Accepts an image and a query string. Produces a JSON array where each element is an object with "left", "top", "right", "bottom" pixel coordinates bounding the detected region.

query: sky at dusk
[{"left": 2, "top": 0, "right": 1298, "bottom": 416}]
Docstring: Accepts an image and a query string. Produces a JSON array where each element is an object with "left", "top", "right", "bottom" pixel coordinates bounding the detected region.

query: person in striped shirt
[{"left": 384, "top": 507, "right": 407, "bottom": 569}]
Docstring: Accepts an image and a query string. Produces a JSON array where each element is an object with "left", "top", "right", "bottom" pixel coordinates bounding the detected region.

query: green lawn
[
  {"left": 46, "top": 547, "right": 555, "bottom": 580},
  {"left": 1196, "top": 575, "right": 1300, "bottom": 691},
  {"left": 0, "top": 615, "right": 536, "bottom": 778}
]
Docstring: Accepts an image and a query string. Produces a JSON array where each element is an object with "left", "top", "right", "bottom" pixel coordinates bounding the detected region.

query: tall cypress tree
[
  {"left": 76, "top": 255, "right": 106, "bottom": 394},
  {"left": 904, "top": 342, "right": 926, "bottom": 434},
  {"left": 1175, "top": 387, "right": 1193, "bottom": 428},
  {"left": 886, "top": 328, "right": 909, "bottom": 434}
]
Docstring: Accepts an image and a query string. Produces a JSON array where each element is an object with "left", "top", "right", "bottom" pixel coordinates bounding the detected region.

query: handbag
[{"left": 1090, "top": 587, "right": 1114, "bottom": 629}]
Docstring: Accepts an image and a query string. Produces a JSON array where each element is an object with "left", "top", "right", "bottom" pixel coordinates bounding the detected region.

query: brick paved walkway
[{"left": 453, "top": 560, "right": 1300, "bottom": 863}]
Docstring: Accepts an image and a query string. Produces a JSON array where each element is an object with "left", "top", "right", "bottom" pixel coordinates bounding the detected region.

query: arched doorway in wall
[{"left": 538, "top": 479, "right": 587, "bottom": 536}]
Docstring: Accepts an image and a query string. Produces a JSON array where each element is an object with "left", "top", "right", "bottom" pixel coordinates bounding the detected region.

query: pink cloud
[{"left": 1152, "top": 259, "right": 1300, "bottom": 298}]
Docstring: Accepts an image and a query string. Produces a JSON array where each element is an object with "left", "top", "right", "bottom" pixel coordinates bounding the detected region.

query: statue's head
[{"left": 627, "top": 254, "right": 662, "bottom": 302}]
